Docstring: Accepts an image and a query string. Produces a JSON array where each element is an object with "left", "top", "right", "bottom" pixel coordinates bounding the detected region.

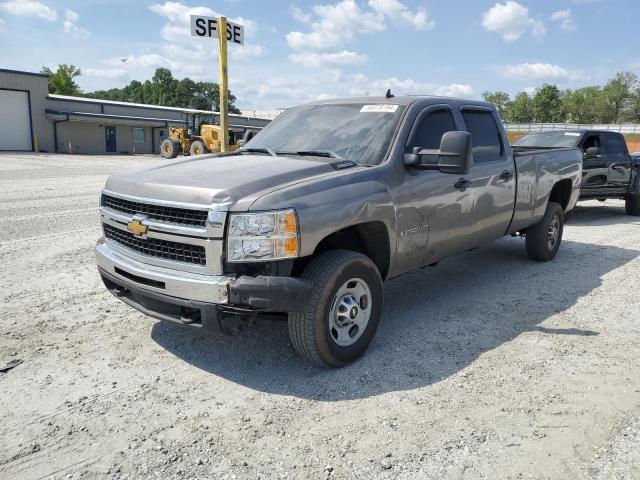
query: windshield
[
  {"left": 513, "top": 132, "right": 581, "bottom": 148},
  {"left": 244, "top": 103, "right": 405, "bottom": 166}
]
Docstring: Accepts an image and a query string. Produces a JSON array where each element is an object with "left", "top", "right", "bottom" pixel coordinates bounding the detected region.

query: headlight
[{"left": 227, "top": 209, "right": 299, "bottom": 262}]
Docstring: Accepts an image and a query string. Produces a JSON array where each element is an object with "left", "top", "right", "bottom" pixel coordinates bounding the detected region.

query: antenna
[{"left": 385, "top": 89, "right": 394, "bottom": 99}]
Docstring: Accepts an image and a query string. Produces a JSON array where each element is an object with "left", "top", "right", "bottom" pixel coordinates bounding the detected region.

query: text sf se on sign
[{"left": 190, "top": 15, "right": 244, "bottom": 45}]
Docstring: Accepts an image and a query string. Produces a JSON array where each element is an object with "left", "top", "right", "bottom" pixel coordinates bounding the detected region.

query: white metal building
[{"left": 0, "top": 68, "right": 270, "bottom": 154}]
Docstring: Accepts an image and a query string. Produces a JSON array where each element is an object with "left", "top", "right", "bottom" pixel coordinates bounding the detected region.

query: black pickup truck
[{"left": 514, "top": 130, "right": 640, "bottom": 215}]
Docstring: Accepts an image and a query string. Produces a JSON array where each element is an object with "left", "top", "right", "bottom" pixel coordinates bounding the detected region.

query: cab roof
[{"left": 303, "top": 95, "right": 494, "bottom": 109}]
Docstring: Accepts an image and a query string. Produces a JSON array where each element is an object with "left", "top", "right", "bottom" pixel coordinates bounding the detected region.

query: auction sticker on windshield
[{"left": 360, "top": 104, "right": 399, "bottom": 113}]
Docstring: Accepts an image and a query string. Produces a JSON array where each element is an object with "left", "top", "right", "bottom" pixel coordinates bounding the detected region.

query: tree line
[
  {"left": 41, "top": 64, "right": 240, "bottom": 114},
  {"left": 483, "top": 72, "right": 640, "bottom": 124}
]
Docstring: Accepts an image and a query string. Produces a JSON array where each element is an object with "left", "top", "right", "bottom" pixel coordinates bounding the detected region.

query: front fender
[{"left": 249, "top": 168, "right": 396, "bottom": 258}]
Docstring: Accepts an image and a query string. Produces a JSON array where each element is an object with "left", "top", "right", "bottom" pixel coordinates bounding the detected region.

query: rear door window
[
  {"left": 461, "top": 110, "right": 503, "bottom": 162},
  {"left": 604, "top": 134, "right": 627, "bottom": 157}
]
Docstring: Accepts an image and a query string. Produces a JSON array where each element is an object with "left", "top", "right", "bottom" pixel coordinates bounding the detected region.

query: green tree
[
  {"left": 83, "top": 68, "right": 241, "bottom": 113},
  {"left": 482, "top": 91, "right": 512, "bottom": 120},
  {"left": 175, "top": 78, "right": 197, "bottom": 107},
  {"left": 532, "top": 84, "right": 564, "bottom": 122},
  {"left": 142, "top": 80, "right": 156, "bottom": 104},
  {"left": 600, "top": 72, "right": 638, "bottom": 122},
  {"left": 122, "top": 80, "right": 145, "bottom": 103},
  {"left": 510, "top": 92, "right": 534, "bottom": 122},
  {"left": 41, "top": 64, "right": 82, "bottom": 95},
  {"left": 627, "top": 87, "right": 640, "bottom": 123},
  {"left": 562, "top": 87, "right": 602, "bottom": 124},
  {"left": 151, "top": 68, "right": 177, "bottom": 106}
]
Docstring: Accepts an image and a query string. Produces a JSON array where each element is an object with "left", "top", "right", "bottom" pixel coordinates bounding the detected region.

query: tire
[
  {"left": 160, "top": 138, "right": 180, "bottom": 159},
  {"left": 189, "top": 140, "right": 207, "bottom": 156},
  {"left": 625, "top": 194, "right": 640, "bottom": 216},
  {"left": 288, "top": 250, "right": 383, "bottom": 368},
  {"left": 525, "top": 201, "right": 564, "bottom": 262}
]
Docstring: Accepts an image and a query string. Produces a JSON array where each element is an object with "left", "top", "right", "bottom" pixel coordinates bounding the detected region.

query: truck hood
[{"left": 104, "top": 153, "right": 339, "bottom": 210}]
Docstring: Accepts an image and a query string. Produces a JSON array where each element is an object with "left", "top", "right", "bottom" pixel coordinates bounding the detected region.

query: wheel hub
[
  {"left": 547, "top": 215, "right": 560, "bottom": 250},
  {"left": 329, "top": 278, "right": 372, "bottom": 347}
]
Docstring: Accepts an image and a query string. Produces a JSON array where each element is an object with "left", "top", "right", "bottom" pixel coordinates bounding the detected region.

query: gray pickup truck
[{"left": 96, "top": 96, "right": 582, "bottom": 367}]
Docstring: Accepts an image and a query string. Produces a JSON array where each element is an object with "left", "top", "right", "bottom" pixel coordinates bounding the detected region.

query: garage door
[{"left": 0, "top": 90, "right": 32, "bottom": 151}]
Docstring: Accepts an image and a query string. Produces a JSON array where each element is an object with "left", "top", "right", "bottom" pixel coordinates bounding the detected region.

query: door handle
[
  {"left": 499, "top": 170, "right": 514, "bottom": 181},
  {"left": 454, "top": 178, "right": 472, "bottom": 190}
]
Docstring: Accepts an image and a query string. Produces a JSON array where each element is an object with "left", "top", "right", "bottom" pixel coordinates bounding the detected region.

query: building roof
[
  {"left": 0, "top": 68, "right": 48, "bottom": 78},
  {"left": 45, "top": 109, "right": 185, "bottom": 127},
  {"left": 48, "top": 94, "right": 259, "bottom": 119}
]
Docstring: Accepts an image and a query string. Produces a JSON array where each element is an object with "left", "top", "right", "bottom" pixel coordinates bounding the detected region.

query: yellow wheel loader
[{"left": 160, "top": 124, "right": 240, "bottom": 159}]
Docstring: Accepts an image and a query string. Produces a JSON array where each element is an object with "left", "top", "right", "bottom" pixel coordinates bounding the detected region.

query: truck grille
[
  {"left": 103, "top": 224, "right": 206, "bottom": 266},
  {"left": 102, "top": 194, "right": 208, "bottom": 228}
]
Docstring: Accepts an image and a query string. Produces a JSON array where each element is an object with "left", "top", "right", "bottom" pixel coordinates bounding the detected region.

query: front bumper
[
  {"left": 96, "top": 241, "right": 233, "bottom": 303},
  {"left": 96, "top": 242, "right": 312, "bottom": 333}
]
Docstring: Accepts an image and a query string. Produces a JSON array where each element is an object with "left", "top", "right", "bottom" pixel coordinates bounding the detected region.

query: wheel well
[
  {"left": 549, "top": 179, "right": 573, "bottom": 212},
  {"left": 293, "top": 222, "right": 391, "bottom": 279}
]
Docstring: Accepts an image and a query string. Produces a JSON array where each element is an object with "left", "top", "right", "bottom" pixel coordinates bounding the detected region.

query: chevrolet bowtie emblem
[{"left": 127, "top": 219, "right": 148, "bottom": 236}]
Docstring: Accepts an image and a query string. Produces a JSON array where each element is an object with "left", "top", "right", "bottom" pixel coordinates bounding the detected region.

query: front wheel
[
  {"left": 288, "top": 250, "right": 383, "bottom": 368},
  {"left": 525, "top": 201, "right": 564, "bottom": 262},
  {"left": 625, "top": 194, "right": 640, "bottom": 216},
  {"left": 160, "top": 138, "right": 180, "bottom": 159},
  {"left": 189, "top": 140, "right": 207, "bottom": 156}
]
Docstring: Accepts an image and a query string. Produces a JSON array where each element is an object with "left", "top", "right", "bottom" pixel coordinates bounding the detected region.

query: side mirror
[
  {"left": 404, "top": 131, "right": 473, "bottom": 175},
  {"left": 241, "top": 130, "right": 255, "bottom": 147},
  {"left": 584, "top": 146, "right": 601, "bottom": 158}
]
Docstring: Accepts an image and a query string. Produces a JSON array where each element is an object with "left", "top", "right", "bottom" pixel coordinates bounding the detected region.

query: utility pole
[{"left": 218, "top": 16, "right": 229, "bottom": 153}]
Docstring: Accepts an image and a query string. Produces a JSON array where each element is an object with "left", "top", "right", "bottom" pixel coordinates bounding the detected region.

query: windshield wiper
[
  {"left": 292, "top": 150, "right": 343, "bottom": 159},
  {"left": 240, "top": 147, "right": 277, "bottom": 157}
]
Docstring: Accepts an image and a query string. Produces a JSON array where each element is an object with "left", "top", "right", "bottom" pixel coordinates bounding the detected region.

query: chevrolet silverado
[{"left": 96, "top": 96, "right": 582, "bottom": 367}]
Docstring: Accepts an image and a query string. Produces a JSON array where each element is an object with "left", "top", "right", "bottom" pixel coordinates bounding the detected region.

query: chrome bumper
[{"left": 95, "top": 241, "right": 235, "bottom": 304}]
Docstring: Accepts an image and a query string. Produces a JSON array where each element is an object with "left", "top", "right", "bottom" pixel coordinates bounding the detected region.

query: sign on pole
[
  {"left": 190, "top": 14, "right": 244, "bottom": 152},
  {"left": 190, "top": 15, "right": 244, "bottom": 45}
]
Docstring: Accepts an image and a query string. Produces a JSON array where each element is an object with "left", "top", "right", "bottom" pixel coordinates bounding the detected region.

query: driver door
[{"left": 395, "top": 106, "right": 476, "bottom": 272}]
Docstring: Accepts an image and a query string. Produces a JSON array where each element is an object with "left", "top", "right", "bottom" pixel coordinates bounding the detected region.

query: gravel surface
[{"left": 1, "top": 153, "right": 639, "bottom": 480}]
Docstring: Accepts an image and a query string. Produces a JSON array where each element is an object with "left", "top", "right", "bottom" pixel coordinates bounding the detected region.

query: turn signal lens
[
  {"left": 279, "top": 210, "right": 298, "bottom": 235},
  {"left": 282, "top": 237, "right": 299, "bottom": 257}
]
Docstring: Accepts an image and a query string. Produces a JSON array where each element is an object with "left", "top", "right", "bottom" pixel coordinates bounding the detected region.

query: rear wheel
[
  {"left": 526, "top": 201, "right": 564, "bottom": 262},
  {"left": 288, "top": 250, "right": 383, "bottom": 368},
  {"left": 160, "top": 138, "right": 180, "bottom": 159},
  {"left": 189, "top": 140, "right": 207, "bottom": 156},
  {"left": 625, "top": 194, "right": 640, "bottom": 216}
]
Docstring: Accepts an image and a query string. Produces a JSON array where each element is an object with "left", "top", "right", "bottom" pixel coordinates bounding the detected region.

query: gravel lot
[{"left": 1, "top": 153, "right": 639, "bottom": 480}]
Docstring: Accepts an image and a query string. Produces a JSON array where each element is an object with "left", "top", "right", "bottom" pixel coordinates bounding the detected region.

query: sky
[{"left": 0, "top": 0, "right": 639, "bottom": 110}]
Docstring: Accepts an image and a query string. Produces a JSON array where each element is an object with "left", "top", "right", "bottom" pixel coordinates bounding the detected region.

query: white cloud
[
  {"left": 83, "top": 68, "right": 128, "bottom": 80},
  {"left": 149, "top": 1, "right": 259, "bottom": 43},
  {"left": 0, "top": 0, "right": 57, "bottom": 21},
  {"left": 65, "top": 9, "right": 78, "bottom": 23},
  {"left": 482, "top": 1, "right": 545, "bottom": 42},
  {"left": 286, "top": 0, "right": 431, "bottom": 50},
  {"left": 90, "top": 2, "right": 265, "bottom": 85},
  {"left": 231, "top": 70, "right": 475, "bottom": 110},
  {"left": 364, "top": 76, "right": 473, "bottom": 97},
  {"left": 290, "top": 50, "right": 367, "bottom": 68},
  {"left": 550, "top": 9, "right": 576, "bottom": 31},
  {"left": 502, "top": 63, "right": 571, "bottom": 80},
  {"left": 287, "top": 0, "right": 384, "bottom": 50},
  {"left": 63, "top": 9, "right": 89, "bottom": 38},
  {"left": 369, "top": 0, "right": 434, "bottom": 30},
  {"left": 290, "top": 4, "right": 312, "bottom": 24}
]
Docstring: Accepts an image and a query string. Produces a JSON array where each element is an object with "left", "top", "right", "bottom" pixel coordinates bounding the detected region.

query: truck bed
[{"left": 508, "top": 146, "right": 582, "bottom": 234}]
